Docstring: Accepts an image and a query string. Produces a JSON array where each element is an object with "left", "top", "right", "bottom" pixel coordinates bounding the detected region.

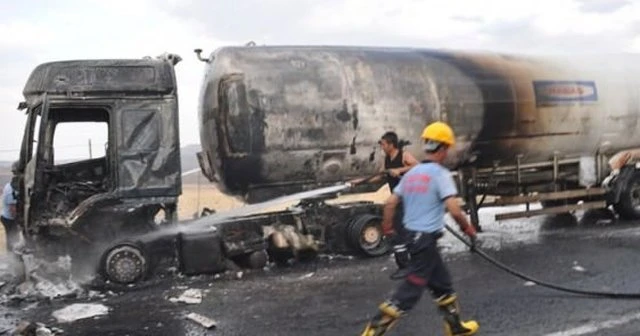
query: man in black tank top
[
  {"left": 349, "top": 132, "right": 418, "bottom": 279},
  {"left": 384, "top": 145, "right": 405, "bottom": 191},
  {"left": 350, "top": 132, "right": 418, "bottom": 190}
]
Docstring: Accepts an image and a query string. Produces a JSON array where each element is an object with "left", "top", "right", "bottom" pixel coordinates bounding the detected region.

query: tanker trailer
[{"left": 194, "top": 44, "right": 640, "bottom": 228}]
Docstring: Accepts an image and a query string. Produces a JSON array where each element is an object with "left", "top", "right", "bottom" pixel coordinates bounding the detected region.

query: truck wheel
[
  {"left": 347, "top": 214, "right": 390, "bottom": 257},
  {"left": 234, "top": 250, "right": 268, "bottom": 269},
  {"left": 613, "top": 169, "right": 640, "bottom": 220},
  {"left": 100, "top": 242, "right": 148, "bottom": 284}
]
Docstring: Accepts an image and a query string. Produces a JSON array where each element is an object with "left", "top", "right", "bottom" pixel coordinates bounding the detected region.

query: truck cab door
[
  {"left": 23, "top": 97, "right": 49, "bottom": 232},
  {"left": 116, "top": 100, "right": 181, "bottom": 198}
]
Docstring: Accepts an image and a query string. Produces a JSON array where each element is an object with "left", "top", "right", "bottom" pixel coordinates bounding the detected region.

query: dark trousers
[
  {"left": 1, "top": 216, "right": 18, "bottom": 252},
  {"left": 390, "top": 202, "right": 411, "bottom": 268},
  {"left": 392, "top": 200, "right": 405, "bottom": 235},
  {"left": 389, "top": 231, "right": 454, "bottom": 311}
]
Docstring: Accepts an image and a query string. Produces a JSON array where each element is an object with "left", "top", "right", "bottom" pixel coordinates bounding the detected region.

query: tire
[
  {"left": 613, "top": 169, "right": 640, "bottom": 220},
  {"left": 347, "top": 214, "right": 390, "bottom": 257},
  {"left": 99, "top": 241, "right": 149, "bottom": 284},
  {"left": 234, "top": 250, "right": 269, "bottom": 269}
]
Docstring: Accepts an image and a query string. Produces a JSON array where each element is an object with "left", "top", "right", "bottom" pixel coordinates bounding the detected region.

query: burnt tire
[
  {"left": 613, "top": 169, "right": 640, "bottom": 220},
  {"left": 99, "top": 241, "right": 149, "bottom": 285},
  {"left": 234, "top": 250, "right": 269, "bottom": 269},
  {"left": 347, "top": 214, "right": 390, "bottom": 257}
]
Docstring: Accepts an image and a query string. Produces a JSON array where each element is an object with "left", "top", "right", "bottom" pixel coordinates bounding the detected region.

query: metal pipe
[
  {"left": 552, "top": 152, "right": 560, "bottom": 183},
  {"left": 515, "top": 154, "right": 523, "bottom": 194},
  {"left": 193, "top": 49, "right": 211, "bottom": 63},
  {"left": 473, "top": 158, "right": 580, "bottom": 174}
]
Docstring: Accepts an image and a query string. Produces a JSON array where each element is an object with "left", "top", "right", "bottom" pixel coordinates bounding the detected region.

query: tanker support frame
[{"left": 455, "top": 149, "right": 640, "bottom": 231}]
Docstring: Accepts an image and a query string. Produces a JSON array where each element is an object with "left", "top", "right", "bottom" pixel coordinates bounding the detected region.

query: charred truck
[
  {"left": 11, "top": 44, "right": 640, "bottom": 284},
  {"left": 12, "top": 54, "right": 185, "bottom": 276}
]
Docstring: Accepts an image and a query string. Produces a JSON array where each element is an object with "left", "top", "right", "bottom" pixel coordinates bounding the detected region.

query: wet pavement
[{"left": 4, "top": 206, "right": 640, "bottom": 336}]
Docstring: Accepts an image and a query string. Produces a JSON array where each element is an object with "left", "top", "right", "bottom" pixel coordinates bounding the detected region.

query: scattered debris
[
  {"left": 23, "top": 302, "right": 38, "bottom": 311},
  {"left": 52, "top": 303, "right": 110, "bottom": 323},
  {"left": 12, "top": 321, "right": 63, "bottom": 336},
  {"left": 572, "top": 261, "right": 586, "bottom": 272},
  {"left": 318, "top": 254, "right": 354, "bottom": 261},
  {"left": 85, "top": 290, "right": 105, "bottom": 299},
  {"left": 9, "top": 254, "right": 87, "bottom": 301},
  {"left": 169, "top": 289, "right": 203, "bottom": 304},
  {"left": 12, "top": 321, "right": 35, "bottom": 336},
  {"left": 185, "top": 312, "right": 217, "bottom": 329},
  {"left": 298, "top": 272, "right": 314, "bottom": 280}
]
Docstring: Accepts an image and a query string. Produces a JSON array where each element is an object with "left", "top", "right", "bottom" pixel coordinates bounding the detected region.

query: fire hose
[
  {"left": 351, "top": 170, "right": 640, "bottom": 299},
  {"left": 444, "top": 225, "right": 640, "bottom": 299}
]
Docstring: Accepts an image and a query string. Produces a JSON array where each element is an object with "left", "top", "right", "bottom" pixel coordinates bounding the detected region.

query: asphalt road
[{"left": 5, "top": 208, "right": 640, "bottom": 336}]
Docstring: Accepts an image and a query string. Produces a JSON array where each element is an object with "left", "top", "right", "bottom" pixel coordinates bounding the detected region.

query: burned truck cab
[{"left": 14, "top": 53, "right": 183, "bottom": 255}]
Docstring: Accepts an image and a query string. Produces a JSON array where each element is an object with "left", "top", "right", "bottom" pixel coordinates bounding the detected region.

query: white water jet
[{"left": 138, "top": 183, "right": 352, "bottom": 242}]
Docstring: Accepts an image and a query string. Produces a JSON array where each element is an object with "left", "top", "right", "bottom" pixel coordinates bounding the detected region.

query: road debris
[
  {"left": 51, "top": 303, "right": 110, "bottom": 323},
  {"left": 169, "top": 289, "right": 203, "bottom": 304},
  {"left": 12, "top": 321, "right": 63, "bottom": 336},
  {"left": 185, "top": 312, "right": 217, "bottom": 329},
  {"left": 298, "top": 272, "right": 314, "bottom": 280},
  {"left": 318, "top": 254, "right": 354, "bottom": 261},
  {"left": 11, "top": 254, "right": 85, "bottom": 301},
  {"left": 572, "top": 261, "right": 586, "bottom": 272}
]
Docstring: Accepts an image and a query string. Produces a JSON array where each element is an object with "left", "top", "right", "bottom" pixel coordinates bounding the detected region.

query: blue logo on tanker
[{"left": 533, "top": 80, "right": 598, "bottom": 105}]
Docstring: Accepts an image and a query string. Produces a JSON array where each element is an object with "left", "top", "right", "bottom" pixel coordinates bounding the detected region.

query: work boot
[
  {"left": 389, "top": 244, "right": 410, "bottom": 280},
  {"left": 435, "top": 294, "right": 479, "bottom": 336},
  {"left": 360, "top": 301, "right": 403, "bottom": 336}
]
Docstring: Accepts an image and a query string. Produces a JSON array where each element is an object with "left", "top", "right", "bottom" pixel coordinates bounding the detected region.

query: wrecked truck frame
[
  {"left": 11, "top": 52, "right": 391, "bottom": 285},
  {"left": 105, "top": 194, "right": 389, "bottom": 284}
]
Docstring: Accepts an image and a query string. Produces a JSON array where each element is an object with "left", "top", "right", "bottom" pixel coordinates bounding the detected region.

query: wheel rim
[
  {"left": 360, "top": 222, "right": 382, "bottom": 250},
  {"left": 104, "top": 244, "right": 147, "bottom": 284},
  {"left": 363, "top": 226, "right": 381, "bottom": 244}
]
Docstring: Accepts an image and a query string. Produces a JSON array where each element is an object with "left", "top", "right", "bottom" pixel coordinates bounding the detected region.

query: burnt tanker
[{"left": 195, "top": 45, "right": 640, "bottom": 206}]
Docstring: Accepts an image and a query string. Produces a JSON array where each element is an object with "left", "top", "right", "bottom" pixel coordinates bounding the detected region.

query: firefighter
[
  {"left": 349, "top": 131, "right": 418, "bottom": 278},
  {"left": 359, "top": 121, "right": 479, "bottom": 336}
]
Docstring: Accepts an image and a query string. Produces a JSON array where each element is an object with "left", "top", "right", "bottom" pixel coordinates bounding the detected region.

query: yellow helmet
[{"left": 421, "top": 121, "right": 455, "bottom": 146}]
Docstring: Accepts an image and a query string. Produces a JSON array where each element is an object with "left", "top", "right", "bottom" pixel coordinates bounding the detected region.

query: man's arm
[
  {"left": 381, "top": 193, "right": 400, "bottom": 235},
  {"left": 444, "top": 197, "right": 475, "bottom": 236},
  {"left": 438, "top": 171, "right": 477, "bottom": 239},
  {"left": 8, "top": 204, "right": 16, "bottom": 218}
]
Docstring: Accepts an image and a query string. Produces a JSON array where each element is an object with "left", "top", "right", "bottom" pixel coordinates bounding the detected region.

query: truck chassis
[{"left": 100, "top": 194, "right": 389, "bottom": 284}]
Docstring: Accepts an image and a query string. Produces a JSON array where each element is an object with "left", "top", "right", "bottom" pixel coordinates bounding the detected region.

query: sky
[{"left": 1, "top": 0, "right": 639, "bottom": 161}]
